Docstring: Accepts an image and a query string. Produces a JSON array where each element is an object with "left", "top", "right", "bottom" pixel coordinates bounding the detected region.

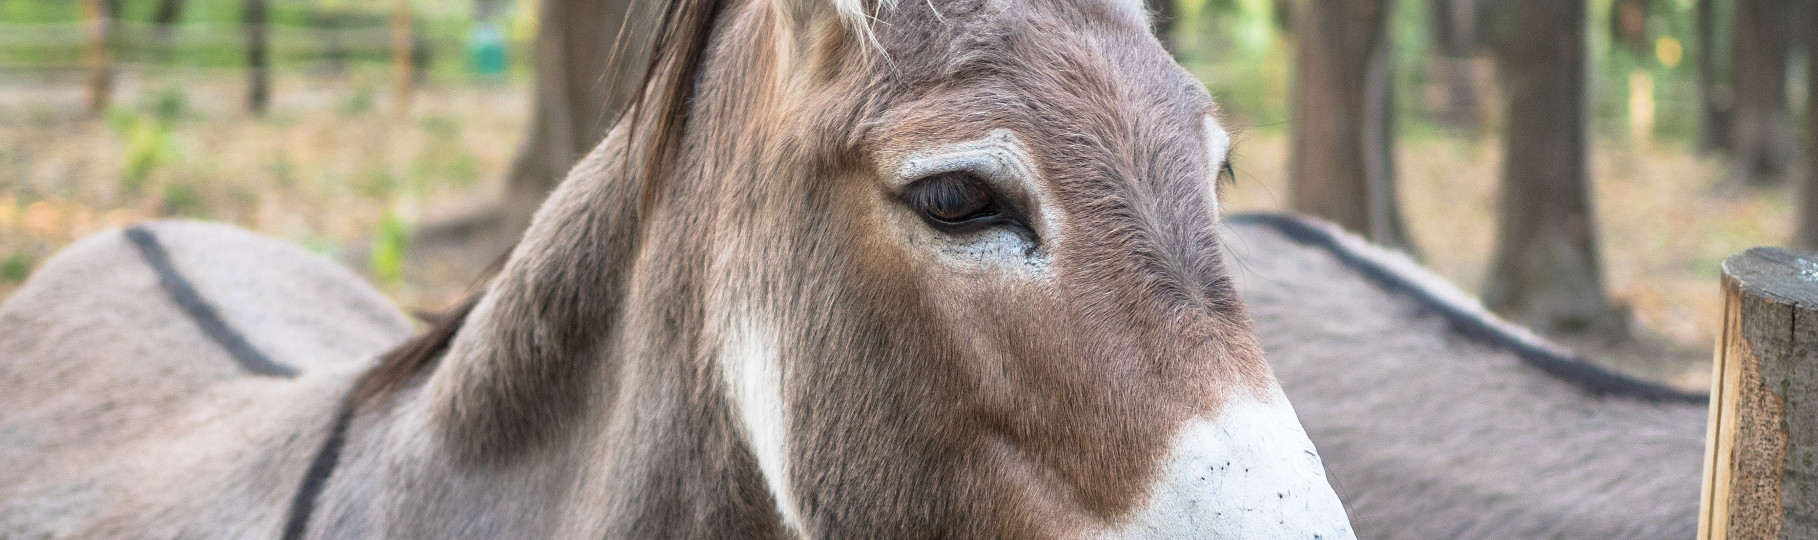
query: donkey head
[{"left": 674, "top": 0, "right": 1355, "bottom": 535}]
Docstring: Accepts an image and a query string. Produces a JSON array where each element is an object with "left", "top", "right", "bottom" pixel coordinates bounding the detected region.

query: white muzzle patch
[{"left": 1107, "top": 387, "right": 1354, "bottom": 539}]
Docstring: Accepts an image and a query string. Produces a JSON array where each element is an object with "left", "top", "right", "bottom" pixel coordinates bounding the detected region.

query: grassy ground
[
  {"left": 1, "top": 70, "right": 1786, "bottom": 389},
  {"left": 0, "top": 69, "right": 525, "bottom": 309}
]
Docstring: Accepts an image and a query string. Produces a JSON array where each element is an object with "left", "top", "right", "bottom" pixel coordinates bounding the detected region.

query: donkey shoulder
[
  {"left": 0, "top": 220, "right": 413, "bottom": 432},
  {"left": 0, "top": 221, "right": 412, "bottom": 537},
  {"left": 1, "top": 219, "right": 412, "bottom": 376}
]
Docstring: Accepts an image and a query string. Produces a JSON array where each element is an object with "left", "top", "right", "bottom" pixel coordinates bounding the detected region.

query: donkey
[
  {"left": 1222, "top": 213, "right": 1708, "bottom": 539},
  {"left": 0, "top": 0, "right": 1356, "bottom": 537}
]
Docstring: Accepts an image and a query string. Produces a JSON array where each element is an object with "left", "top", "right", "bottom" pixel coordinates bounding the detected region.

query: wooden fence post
[
  {"left": 82, "top": 0, "right": 114, "bottom": 114},
  {"left": 1700, "top": 247, "right": 1818, "bottom": 539},
  {"left": 390, "top": 0, "right": 413, "bottom": 117},
  {"left": 244, "top": 0, "right": 270, "bottom": 114}
]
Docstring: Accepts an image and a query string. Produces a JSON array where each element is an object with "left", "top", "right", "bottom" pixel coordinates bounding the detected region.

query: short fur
[
  {"left": 1, "top": 0, "right": 1352, "bottom": 537},
  {"left": 0, "top": 221, "right": 412, "bottom": 538},
  {"left": 1224, "top": 213, "right": 1705, "bottom": 539}
]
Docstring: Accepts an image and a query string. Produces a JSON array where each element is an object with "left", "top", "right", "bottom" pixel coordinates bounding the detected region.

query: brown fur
[{"left": 2, "top": 0, "right": 1337, "bottom": 537}]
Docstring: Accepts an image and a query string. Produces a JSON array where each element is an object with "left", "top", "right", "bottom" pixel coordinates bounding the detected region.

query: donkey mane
[
  {"left": 348, "top": 0, "right": 757, "bottom": 410},
  {"left": 1225, "top": 212, "right": 1705, "bottom": 404}
]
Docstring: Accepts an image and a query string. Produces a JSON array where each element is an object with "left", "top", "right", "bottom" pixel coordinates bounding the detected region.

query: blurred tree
[
  {"left": 1146, "top": 0, "right": 1175, "bottom": 51},
  {"left": 1484, "top": 0, "right": 1611, "bottom": 334},
  {"left": 497, "top": 0, "right": 652, "bottom": 235},
  {"left": 1609, "top": 0, "right": 1652, "bottom": 57},
  {"left": 1361, "top": 35, "right": 1413, "bottom": 255},
  {"left": 1274, "top": 0, "right": 1293, "bottom": 34},
  {"left": 151, "top": 0, "right": 185, "bottom": 57},
  {"left": 1697, "top": 0, "right": 1733, "bottom": 152},
  {"left": 1289, "top": 0, "right": 1414, "bottom": 252},
  {"left": 1426, "top": 0, "right": 1490, "bottom": 132},
  {"left": 1727, "top": 0, "right": 1793, "bottom": 187},
  {"left": 244, "top": 0, "right": 269, "bottom": 114},
  {"left": 1797, "top": 3, "right": 1818, "bottom": 250}
]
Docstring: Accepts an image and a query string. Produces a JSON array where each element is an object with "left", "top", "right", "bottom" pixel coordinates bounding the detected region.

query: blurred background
[{"left": 0, "top": 0, "right": 1807, "bottom": 389}]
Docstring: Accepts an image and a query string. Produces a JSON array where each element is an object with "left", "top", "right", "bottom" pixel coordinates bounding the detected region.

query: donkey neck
[
  {"left": 364, "top": 13, "right": 798, "bottom": 536},
  {"left": 411, "top": 0, "right": 790, "bottom": 469}
]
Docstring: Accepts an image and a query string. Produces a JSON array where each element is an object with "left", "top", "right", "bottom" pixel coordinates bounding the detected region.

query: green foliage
[
  {"left": 342, "top": 86, "right": 376, "bottom": 116},
  {"left": 410, "top": 114, "right": 478, "bottom": 190},
  {"left": 298, "top": 234, "right": 343, "bottom": 258},
  {"left": 122, "top": 119, "right": 173, "bottom": 194},
  {"left": 446, "top": 151, "right": 480, "bottom": 188},
  {"left": 417, "top": 114, "right": 460, "bottom": 141},
  {"left": 160, "top": 181, "right": 205, "bottom": 216},
  {"left": 369, "top": 212, "right": 410, "bottom": 284},
  {"left": 0, "top": 250, "right": 32, "bottom": 284},
  {"left": 1173, "top": 0, "right": 1290, "bottom": 129},
  {"left": 152, "top": 88, "right": 187, "bottom": 127},
  {"left": 356, "top": 165, "right": 397, "bottom": 198},
  {"left": 1163, "top": 0, "right": 1710, "bottom": 144},
  {"left": 110, "top": 90, "right": 190, "bottom": 195},
  {"left": 104, "top": 106, "right": 138, "bottom": 135},
  {"left": 0, "top": 0, "right": 76, "bottom": 24},
  {"left": 266, "top": 153, "right": 296, "bottom": 189}
]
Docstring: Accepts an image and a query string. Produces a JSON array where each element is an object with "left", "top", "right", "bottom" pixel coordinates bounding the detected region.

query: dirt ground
[{"left": 2, "top": 71, "right": 1785, "bottom": 390}]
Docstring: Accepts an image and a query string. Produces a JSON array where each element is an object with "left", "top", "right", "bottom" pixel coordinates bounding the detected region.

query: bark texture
[
  {"left": 1289, "top": 0, "right": 1412, "bottom": 252},
  {"left": 1728, "top": 0, "right": 1794, "bottom": 186},
  {"left": 1483, "top": 0, "right": 1610, "bottom": 334}
]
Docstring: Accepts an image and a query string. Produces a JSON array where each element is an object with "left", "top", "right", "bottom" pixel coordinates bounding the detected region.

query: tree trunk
[
  {"left": 82, "top": 0, "right": 115, "bottom": 114},
  {"left": 1290, "top": 0, "right": 1411, "bottom": 252},
  {"left": 1796, "top": 4, "right": 1818, "bottom": 250},
  {"left": 1728, "top": 0, "right": 1794, "bottom": 187},
  {"left": 1426, "top": 0, "right": 1483, "bottom": 131},
  {"left": 1483, "top": 0, "right": 1610, "bottom": 334},
  {"left": 244, "top": 0, "right": 270, "bottom": 114},
  {"left": 1698, "top": 0, "right": 1734, "bottom": 153},
  {"left": 1363, "top": 33, "right": 1416, "bottom": 253},
  {"left": 499, "top": 0, "right": 650, "bottom": 235},
  {"left": 1609, "top": 0, "right": 1652, "bottom": 58},
  {"left": 1146, "top": 0, "right": 1175, "bottom": 52}
]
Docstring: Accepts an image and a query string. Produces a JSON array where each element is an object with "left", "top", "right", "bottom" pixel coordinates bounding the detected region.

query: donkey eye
[{"left": 904, "top": 173, "right": 1000, "bottom": 230}]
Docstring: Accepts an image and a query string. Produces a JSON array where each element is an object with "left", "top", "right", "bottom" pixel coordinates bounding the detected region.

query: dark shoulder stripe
[
  {"left": 1225, "top": 213, "right": 1706, "bottom": 404},
  {"left": 124, "top": 225, "right": 299, "bottom": 378},
  {"left": 281, "top": 393, "right": 356, "bottom": 540}
]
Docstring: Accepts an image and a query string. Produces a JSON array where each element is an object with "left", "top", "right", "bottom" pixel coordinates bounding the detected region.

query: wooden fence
[{"left": 1700, "top": 246, "right": 1818, "bottom": 539}]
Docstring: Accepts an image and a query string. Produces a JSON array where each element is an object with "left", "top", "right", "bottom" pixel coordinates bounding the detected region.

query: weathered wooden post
[
  {"left": 390, "top": 0, "right": 414, "bottom": 116},
  {"left": 244, "top": 0, "right": 270, "bottom": 114},
  {"left": 1700, "top": 247, "right": 1818, "bottom": 539},
  {"left": 82, "top": 0, "right": 114, "bottom": 114}
]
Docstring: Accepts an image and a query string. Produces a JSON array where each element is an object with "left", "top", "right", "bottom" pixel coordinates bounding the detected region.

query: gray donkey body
[
  {"left": 1223, "top": 213, "right": 1706, "bottom": 539},
  {"left": 1, "top": 212, "right": 1707, "bottom": 538},
  {"left": 0, "top": 221, "right": 412, "bottom": 538}
]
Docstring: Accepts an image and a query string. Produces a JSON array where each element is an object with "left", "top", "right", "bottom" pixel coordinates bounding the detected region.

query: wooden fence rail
[{"left": 1700, "top": 246, "right": 1818, "bottom": 539}]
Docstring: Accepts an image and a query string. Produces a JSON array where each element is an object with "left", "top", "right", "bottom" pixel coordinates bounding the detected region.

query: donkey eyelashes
[
  {"left": 909, "top": 173, "right": 993, "bottom": 223},
  {"left": 902, "top": 172, "right": 1037, "bottom": 238}
]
